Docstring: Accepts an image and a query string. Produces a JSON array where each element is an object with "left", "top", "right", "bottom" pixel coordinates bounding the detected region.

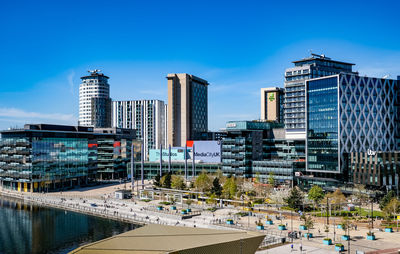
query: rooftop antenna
[{"left": 88, "top": 69, "right": 101, "bottom": 74}]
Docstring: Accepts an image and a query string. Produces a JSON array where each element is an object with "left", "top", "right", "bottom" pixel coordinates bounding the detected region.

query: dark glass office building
[
  {"left": 304, "top": 74, "right": 400, "bottom": 190},
  {"left": 0, "top": 124, "right": 135, "bottom": 192}
]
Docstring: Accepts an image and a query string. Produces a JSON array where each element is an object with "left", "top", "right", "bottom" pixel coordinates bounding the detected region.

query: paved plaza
[{"left": 2, "top": 183, "right": 400, "bottom": 253}]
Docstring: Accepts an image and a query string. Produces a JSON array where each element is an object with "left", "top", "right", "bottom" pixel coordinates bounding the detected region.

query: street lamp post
[{"left": 347, "top": 225, "right": 350, "bottom": 254}]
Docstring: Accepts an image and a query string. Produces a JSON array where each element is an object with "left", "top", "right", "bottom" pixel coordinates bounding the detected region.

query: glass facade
[
  {"left": 0, "top": 124, "right": 135, "bottom": 192},
  {"left": 31, "top": 138, "right": 88, "bottom": 181},
  {"left": 307, "top": 76, "right": 339, "bottom": 172}
]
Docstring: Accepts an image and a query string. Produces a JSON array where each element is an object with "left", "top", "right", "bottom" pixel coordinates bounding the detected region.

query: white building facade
[
  {"left": 79, "top": 70, "right": 111, "bottom": 127},
  {"left": 112, "top": 100, "right": 167, "bottom": 158}
]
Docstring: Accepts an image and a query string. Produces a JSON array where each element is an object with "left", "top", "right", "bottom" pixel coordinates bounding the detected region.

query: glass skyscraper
[
  {"left": 284, "top": 54, "right": 357, "bottom": 140},
  {"left": 305, "top": 74, "right": 400, "bottom": 187}
]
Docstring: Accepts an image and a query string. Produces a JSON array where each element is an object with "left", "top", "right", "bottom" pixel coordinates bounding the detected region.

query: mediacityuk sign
[{"left": 187, "top": 140, "right": 221, "bottom": 163}]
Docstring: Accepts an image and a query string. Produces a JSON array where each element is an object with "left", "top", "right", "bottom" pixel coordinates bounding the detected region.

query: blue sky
[{"left": 0, "top": 0, "right": 400, "bottom": 131}]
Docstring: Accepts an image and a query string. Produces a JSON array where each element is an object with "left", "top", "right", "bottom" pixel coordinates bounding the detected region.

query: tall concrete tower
[
  {"left": 167, "top": 73, "right": 208, "bottom": 147},
  {"left": 79, "top": 70, "right": 111, "bottom": 127}
]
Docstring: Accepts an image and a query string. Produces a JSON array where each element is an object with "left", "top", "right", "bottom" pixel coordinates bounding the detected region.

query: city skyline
[{"left": 1, "top": 0, "right": 400, "bottom": 131}]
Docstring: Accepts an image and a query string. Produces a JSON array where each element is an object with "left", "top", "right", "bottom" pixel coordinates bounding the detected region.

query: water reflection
[{"left": 0, "top": 196, "right": 140, "bottom": 254}]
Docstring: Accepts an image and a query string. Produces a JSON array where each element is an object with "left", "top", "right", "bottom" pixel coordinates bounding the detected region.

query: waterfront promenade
[{"left": 2, "top": 184, "right": 400, "bottom": 253}]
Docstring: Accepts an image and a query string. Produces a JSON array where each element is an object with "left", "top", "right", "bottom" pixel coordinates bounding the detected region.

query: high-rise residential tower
[
  {"left": 112, "top": 100, "right": 167, "bottom": 158},
  {"left": 284, "top": 54, "right": 357, "bottom": 140},
  {"left": 167, "top": 73, "right": 208, "bottom": 147},
  {"left": 79, "top": 70, "right": 111, "bottom": 127},
  {"left": 260, "top": 87, "right": 284, "bottom": 123}
]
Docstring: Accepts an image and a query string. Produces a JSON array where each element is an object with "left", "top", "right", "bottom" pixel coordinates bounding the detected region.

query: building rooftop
[
  {"left": 166, "top": 73, "right": 209, "bottom": 85},
  {"left": 69, "top": 224, "right": 264, "bottom": 254},
  {"left": 292, "top": 53, "right": 355, "bottom": 66}
]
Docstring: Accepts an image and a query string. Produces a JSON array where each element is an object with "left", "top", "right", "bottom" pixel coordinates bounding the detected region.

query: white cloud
[
  {"left": 0, "top": 108, "right": 77, "bottom": 123},
  {"left": 67, "top": 71, "right": 75, "bottom": 95}
]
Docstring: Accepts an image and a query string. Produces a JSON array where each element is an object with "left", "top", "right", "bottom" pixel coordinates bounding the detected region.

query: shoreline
[
  {"left": 0, "top": 189, "right": 231, "bottom": 231},
  {"left": 0, "top": 190, "right": 146, "bottom": 225}
]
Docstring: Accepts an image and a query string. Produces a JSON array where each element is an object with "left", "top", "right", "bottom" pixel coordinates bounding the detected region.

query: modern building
[
  {"left": 134, "top": 161, "right": 221, "bottom": 180},
  {"left": 284, "top": 54, "right": 357, "bottom": 139},
  {"left": 253, "top": 138, "right": 305, "bottom": 184},
  {"left": 260, "top": 87, "right": 284, "bottom": 123},
  {"left": 304, "top": 74, "right": 400, "bottom": 189},
  {"left": 112, "top": 100, "right": 167, "bottom": 158},
  {"left": 0, "top": 124, "right": 135, "bottom": 192},
  {"left": 79, "top": 70, "right": 111, "bottom": 127},
  {"left": 222, "top": 121, "right": 285, "bottom": 178},
  {"left": 349, "top": 151, "right": 400, "bottom": 191},
  {"left": 167, "top": 73, "right": 209, "bottom": 147}
]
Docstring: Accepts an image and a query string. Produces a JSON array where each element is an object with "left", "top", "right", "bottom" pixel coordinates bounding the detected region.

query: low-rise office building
[
  {"left": 221, "top": 121, "right": 304, "bottom": 182},
  {"left": 0, "top": 124, "right": 135, "bottom": 192}
]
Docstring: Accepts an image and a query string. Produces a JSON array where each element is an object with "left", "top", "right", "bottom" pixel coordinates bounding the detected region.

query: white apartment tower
[
  {"left": 112, "top": 100, "right": 167, "bottom": 158},
  {"left": 79, "top": 70, "right": 111, "bottom": 127}
]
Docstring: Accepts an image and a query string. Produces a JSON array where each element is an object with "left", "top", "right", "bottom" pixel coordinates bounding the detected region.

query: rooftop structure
[{"left": 70, "top": 224, "right": 265, "bottom": 254}]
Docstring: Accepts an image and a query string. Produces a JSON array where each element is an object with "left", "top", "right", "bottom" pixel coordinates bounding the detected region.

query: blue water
[{"left": 0, "top": 196, "right": 140, "bottom": 254}]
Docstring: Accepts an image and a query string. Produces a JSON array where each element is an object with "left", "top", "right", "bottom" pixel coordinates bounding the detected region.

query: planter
[
  {"left": 299, "top": 225, "right": 307, "bottom": 230},
  {"left": 323, "top": 239, "right": 332, "bottom": 245},
  {"left": 337, "top": 224, "right": 343, "bottom": 229},
  {"left": 278, "top": 225, "right": 286, "bottom": 230},
  {"left": 171, "top": 206, "right": 177, "bottom": 210},
  {"left": 157, "top": 206, "right": 163, "bottom": 211},
  {"left": 226, "top": 220, "right": 234, "bottom": 225},
  {"left": 385, "top": 228, "right": 393, "bottom": 233},
  {"left": 186, "top": 208, "right": 191, "bottom": 213},
  {"left": 266, "top": 220, "right": 273, "bottom": 225},
  {"left": 366, "top": 235, "right": 376, "bottom": 240},
  {"left": 341, "top": 235, "right": 350, "bottom": 241},
  {"left": 257, "top": 225, "right": 264, "bottom": 230},
  {"left": 304, "top": 233, "right": 313, "bottom": 238},
  {"left": 335, "top": 245, "right": 344, "bottom": 251}
]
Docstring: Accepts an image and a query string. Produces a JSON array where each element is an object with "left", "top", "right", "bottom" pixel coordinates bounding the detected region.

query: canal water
[{"left": 0, "top": 196, "right": 140, "bottom": 254}]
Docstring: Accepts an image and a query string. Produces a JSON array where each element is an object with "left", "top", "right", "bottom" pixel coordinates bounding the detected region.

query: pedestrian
[
  {"left": 307, "top": 234, "right": 310, "bottom": 240},
  {"left": 291, "top": 244, "right": 293, "bottom": 252},
  {"left": 299, "top": 244, "right": 302, "bottom": 252}
]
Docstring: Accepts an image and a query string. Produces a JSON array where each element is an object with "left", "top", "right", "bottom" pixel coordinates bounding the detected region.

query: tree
[
  {"left": 380, "top": 190, "right": 397, "bottom": 210},
  {"left": 301, "top": 214, "right": 314, "bottom": 234},
  {"left": 162, "top": 172, "right": 172, "bottom": 189},
  {"left": 383, "top": 197, "right": 400, "bottom": 220},
  {"left": 324, "top": 189, "right": 346, "bottom": 215},
  {"left": 171, "top": 175, "right": 185, "bottom": 190},
  {"left": 154, "top": 172, "right": 161, "bottom": 187},
  {"left": 207, "top": 193, "right": 218, "bottom": 207},
  {"left": 268, "top": 172, "right": 275, "bottom": 186},
  {"left": 195, "top": 170, "right": 212, "bottom": 192},
  {"left": 255, "top": 172, "right": 261, "bottom": 183},
  {"left": 284, "top": 186, "right": 304, "bottom": 210},
  {"left": 341, "top": 217, "right": 352, "bottom": 237},
  {"left": 211, "top": 177, "right": 222, "bottom": 197},
  {"left": 308, "top": 185, "right": 325, "bottom": 213},
  {"left": 354, "top": 184, "right": 368, "bottom": 216},
  {"left": 214, "top": 169, "right": 224, "bottom": 179},
  {"left": 223, "top": 176, "right": 237, "bottom": 199}
]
